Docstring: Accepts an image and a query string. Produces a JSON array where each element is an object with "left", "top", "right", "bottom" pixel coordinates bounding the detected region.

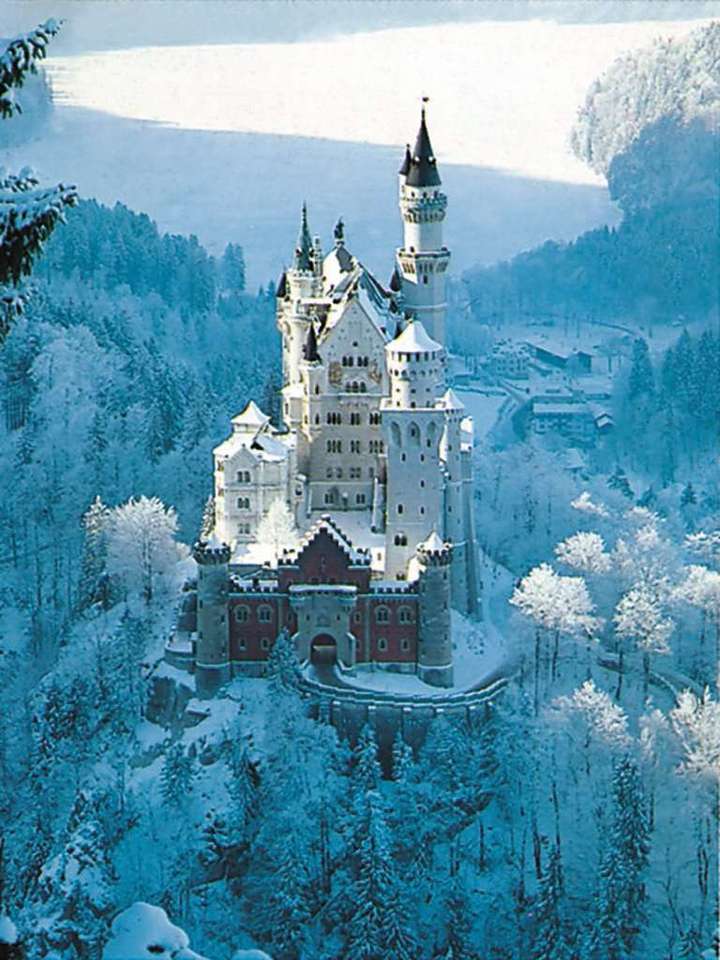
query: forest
[{"left": 0, "top": 14, "right": 718, "bottom": 960}]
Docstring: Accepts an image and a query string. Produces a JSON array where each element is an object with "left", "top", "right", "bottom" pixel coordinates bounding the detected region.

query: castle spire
[
  {"left": 294, "top": 202, "right": 313, "bottom": 271},
  {"left": 406, "top": 99, "right": 441, "bottom": 188},
  {"left": 399, "top": 143, "right": 411, "bottom": 177}
]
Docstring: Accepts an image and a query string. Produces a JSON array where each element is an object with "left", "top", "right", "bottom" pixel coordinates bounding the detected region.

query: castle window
[
  {"left": 260, "top": 637, "right": 270, "bottom": 650},
  {"left": 350, "top": 412, "right": 361, "bottom": 426},
  {"left": 394, "top": 534, "right": 407, "bottom": 547},
  {"left": 368, "top": 466, "right": 375, "bottom": 479},
  {"left": 257, "top": 605, "right": 273, "bottom": 623},
  {"left": 327, "top": 439, "right": 342, "bottom": 453},
  {"left": 401, "top": 638, "right": 411, "bottom": 652},
  {"left": 336, "top": 467, "right": 343, "bottom": 479},
  {"left": 420, "top": 479, "right": 425, "bottom": 488},
  {"left": 324, "top": 492, "right": 334, "bottom": 505},
  {"left": 235, "top": 606, "right": 250, "bottom": 623},
  {"left": 353, "top": 610, "right": 362, "bottom": 624},
  {"left": 420, "top": 506, "right": 425, "bottom": 515},
  {"left": 397, "top": 504, "right": 404, "bottom": 515},
  {"left": 237, "top": 638, "right": 246, "bottom": 651},
  {"left": 350, "top": 440, "right": 361, "bottom": 454},
  {"left": 237, "top": 497, "right": 251, "bottom": 510},
  {"left": 315, "top": 385, "right": 320, "bottom": 395},
  {"left": 423, "top": 276, "right": 428, "bottom": 285},
  {"left": 326, "top": 467, "right": 334, "bottom": 479},
  {"left": 398, "top": 606, "right": 415, "bottom": 624},
  {"left": 370, "top": 412, "right": 381, "bottom": 426},
  {"left": 375, "top": 606, "right": 390, "bottom": 624},
  {"left": 237, "top": 470, "right": 251, "bottom": 484},
  {"left": 377, "top": 637, "right": 388, "bottom": 653},
  {"left": 350, "top": 466, "right": 361, "bottom": 480},
  {"left": 356, "top": 493, "right": 366, "bottom": 505},
  {"left": 360, "top": 382, "right": 367, "bottom": 393},
  {"left": 315, "top": 414, "right": 320, "bottom": 425}
]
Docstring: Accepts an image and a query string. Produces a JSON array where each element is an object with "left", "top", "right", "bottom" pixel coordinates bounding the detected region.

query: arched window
[
  {"left": 234, "top": 606, "right": 250, "bottom": 623},
  {"left": 377, "top": 637, "right": 388, "bottom": 652},
  {"left": 360, "top": 382, "right": 367, "bottom": 393},
  {"left": 236, "top": 497, "right": 251, "bottom": 510},
  {"left": 398, "top": 606, "right": 415, "bottom": 624},
  {"left": 375, "top": 606, "right": 390, "bottom": 624},
  {"left": 397, "top": 504, "right": 404, "bottom": 515},
  {"left": 257, "top": 605, "right": 272, "bottom": 623}
]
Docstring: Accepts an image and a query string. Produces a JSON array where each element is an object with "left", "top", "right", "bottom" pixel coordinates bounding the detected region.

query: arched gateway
[{"left": 310, "top": 633, "right": 337, "bottom": 666}]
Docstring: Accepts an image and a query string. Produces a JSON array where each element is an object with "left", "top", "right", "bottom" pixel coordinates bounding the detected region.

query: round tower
[
  {"left": 396, "top": 103, "right": 451, "bottom": 346},
  {"left": 416, "top": 531, "right": 453, "bottom": 687},
  {"left": 278, "top": 204, "right": 316, "bottom": 398},
  {"left": 382, "top": 319, "right": 446, "bottom": 579},
  {"left": 193, "top": 536, "right": 231, "bottom": 698}
]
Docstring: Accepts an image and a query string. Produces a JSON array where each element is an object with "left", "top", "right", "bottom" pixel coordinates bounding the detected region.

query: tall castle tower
[
  {"left": 396, "top": 102, "right": 451, "bottom": 346},
  {"left": 416, "top": 531, "right": 454, "bottom": 687},
  {"left": 193, "top": 536, "right": 231, "bottom": 697},
  {"left": 382, "top": 320, "right": 446, "bottom": 579}
]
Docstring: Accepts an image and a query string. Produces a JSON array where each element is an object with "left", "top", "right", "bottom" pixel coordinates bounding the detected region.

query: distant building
[
  {"left": 490, "top": 339, "right": 530, "bottom": 379},
  {"left": 525, "top": 338, "right": 594, "bottom": 374}
]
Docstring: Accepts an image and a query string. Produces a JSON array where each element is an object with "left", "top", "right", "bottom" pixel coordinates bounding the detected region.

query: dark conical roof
[
  {"left": 406, "top": 106, "right": 441, "bottom": 188},
  {"left": 399, "top": 143, "right": 411, "bottom": 176},
  {"left": 389, "top": 266, "right": 402, "bottom": 292},
  {"left": 294, "top": 203, "right": 313, "bottom": 271},
  {"left": 303, "top": 321, "right": 320, "bottom": 362},
  {"left": 277, "top": 271, "right": 287, "bottom": 298}
]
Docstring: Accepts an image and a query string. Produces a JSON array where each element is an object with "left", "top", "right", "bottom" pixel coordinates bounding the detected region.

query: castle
[{"left": 167, "top": 107, "right": 480, "bottom": 696}]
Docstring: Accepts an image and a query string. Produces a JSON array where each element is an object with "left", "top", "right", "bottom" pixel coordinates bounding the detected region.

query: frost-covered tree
[
  {"left": 256, "top": 498, "right": 298, "bottom": 563},
  {"left": 531, "top": 846, "right": 570, "bottom": 960},
  {"left": 511, "top": 563, "right": 598, "bottom": 707},
  {"left": 106, "top": 495, "right": 182, "bottom": 601},
  {"left": 593, "top": 756, "right": 650, "bottom": 960},
  {"left": 200, "top": 494, "right": 215, "bottom": 539},
  {"left": 555, "top": 531, "right": 612, "bottom": 575},
  {"left": 675, "top": 566, "right": 720, "bottom": 682},
  {"left": 266, "top": 628, "right": 301, "bottom": 692},
  {"left": 78, "top": 495, "right": 110, "bottom": 610},
  {"left": 344, "top": 792, "right": 416, "bottom": 960},
  {"left": 160, "top": 742, "right": 196, "bottom": 808},
  {"left": 0, "top": 21, "right": 77, "bottom": 341},
  {"left": 668, "top": 688, "right": 720, "bottom": 782},
  {"left": 102, "top": 902, "right": 210, "bottom": 960},
  {"left": 613, "top": 587, "right": 673, "bottom": 701}
]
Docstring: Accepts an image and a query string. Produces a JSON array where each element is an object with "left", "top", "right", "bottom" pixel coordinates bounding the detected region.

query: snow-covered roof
[
  {"left": 231, "top": 400, "right": 270, "bottom": 430},
  {"left": 533, "top": 402, "right": 591, "bottom": 417},
  {"left": 419, "top": 530, "right": 447, "bottom": 553},
  {"left": 323, "top": 243, "right": 354, "bottom": 289},
  {"left": 439, "top": 387, "right": 465, "bottom": 411},
  {"left": 214, "top": 423, "right": 291, "bottom": 463},
  {"left": 284, "top": 514, "right": 370, "bottom": 565},
  {"left": 387, "top": 319, "right": 442, "bottom": 355}
]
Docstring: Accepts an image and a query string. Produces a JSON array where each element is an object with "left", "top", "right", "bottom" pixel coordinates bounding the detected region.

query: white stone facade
[{"left": 211, "top": 109, "right": 479, "bottom": 616}]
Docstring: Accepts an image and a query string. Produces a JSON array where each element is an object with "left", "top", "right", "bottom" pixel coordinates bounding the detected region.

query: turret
[
  {"left": 416, "top": 531, "right": 453, "bottom": 687},
  {"left": 193, "top": 535, "right": 231, "bottom": 697},
  {"left": 396, "top": 101, "right": 451, "bottom": 345}
]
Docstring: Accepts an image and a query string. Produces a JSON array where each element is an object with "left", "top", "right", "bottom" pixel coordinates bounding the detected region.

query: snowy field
[
  {"left": 7, "top": 17, "right": 706, "bottom": 285},
  {"left": 46, "top": 19, "right": 709, "bottom": 186}
]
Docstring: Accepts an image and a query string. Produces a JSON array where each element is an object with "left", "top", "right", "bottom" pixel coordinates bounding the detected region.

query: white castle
[{"left": 185, "top": 107, "right": 480, "bottom": 693}]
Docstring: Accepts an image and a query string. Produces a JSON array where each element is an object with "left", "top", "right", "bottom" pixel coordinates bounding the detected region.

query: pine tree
[
  {"left": 627, "top": 338, "right": 654, "bottom": 400},
  {"left": 200, "top": 494, "right": 215, "bottom": 538},
  {"left": 0, "top": 21, "right": 77, "bottom": 341},
  {"left": 266, "top": 628, "right": 301, "bottom": 692},
  {"left": 391, "top": 732, "right": 414, "bottom": 782},
  {"left": 681, "top": 482, "right": 697, "bottom": 507},
  {"left": 353, "top": 724, "right": 382, "bottom": 795},
  {"left": 444, "top": 878, "right": 475, "bottom": 960},
  {"left": 78, "top": 495, "right": 110, "bottom": 610},
  {"left": 595, "top": 756, "right": 650, "bottom": 959},
  {"left": 221, "top": 242, "right": 246, "bottom": 293},
  {"left": 160, "top": 742, "right": 195, "bottom": 808},
  {"left": 531, "top": 846, "right": 569, "bottom": 960},
  {"left": 607, "top": 465, "right": 633, "bottom": 500},
  {"left": 344, "top": 792, "right": 416, "bottom": 960}
]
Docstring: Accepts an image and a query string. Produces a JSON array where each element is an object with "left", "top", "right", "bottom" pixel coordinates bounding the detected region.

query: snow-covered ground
[{"left": 46, "top": 19, "right": 708, "bottom": 186}]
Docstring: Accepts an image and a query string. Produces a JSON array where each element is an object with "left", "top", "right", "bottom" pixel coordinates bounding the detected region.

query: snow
[
  {"left": 0, "top": 915, "right": 18, "bottom": 945},
  {"left": 388, "top": 319, "right": 442, "bottom": 354},
  {"left": 342, "top": 587, "right": 508, "bottom": 697},
  {"left": 45, "top": 19, "right": 709, "bottom": 187},
  {"left": 231, "top": 400, "right": 270, "bottom": 430},
  {"left": 103, "top": 902, "right": 207, "bottom": 959}
]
